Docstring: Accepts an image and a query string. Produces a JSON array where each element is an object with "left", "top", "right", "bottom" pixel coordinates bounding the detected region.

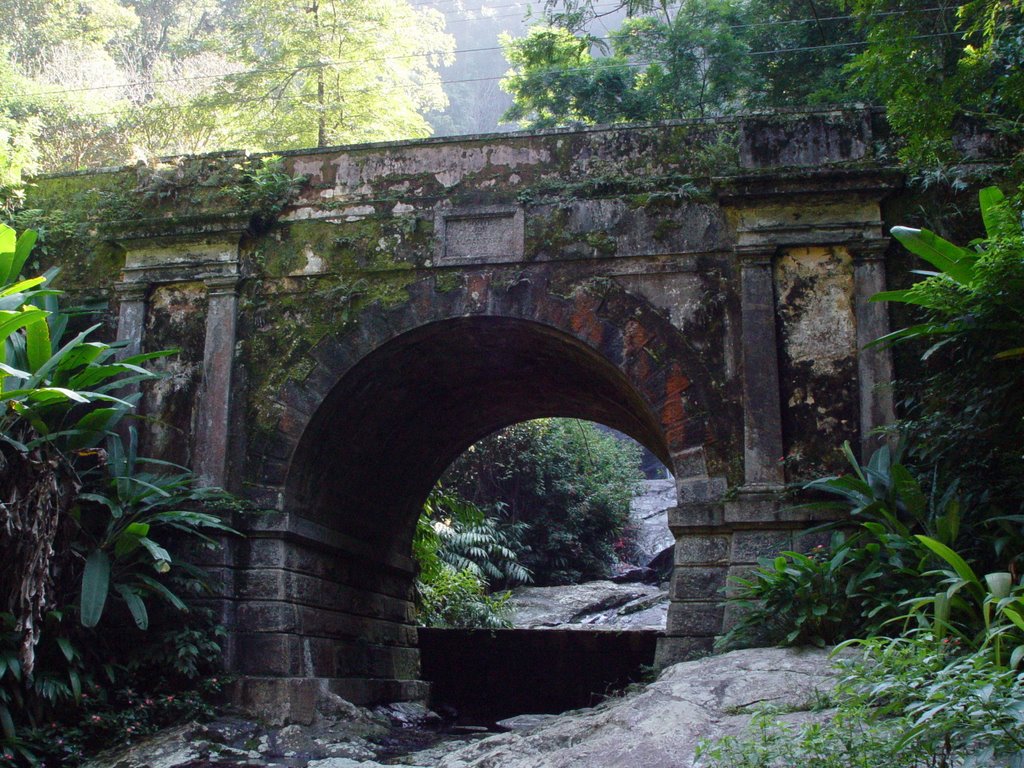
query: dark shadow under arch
[{"left": 286, "top": 316, "right": 673, "bottom": 558}]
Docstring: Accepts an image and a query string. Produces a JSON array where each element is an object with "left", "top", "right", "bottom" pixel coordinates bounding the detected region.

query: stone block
[
  {"left": 667, "top": 503, "right": 724, "bottom": 532},
  {"left": 671, "top": 566, "right": 728, "bottom": 601},
  {"left": 665, "top": 601, "right": 725, "bottom": 636},
  {"left": 674, "top": 534, "right": 731, "bottom": 565},
  {"left": 233, "top": 633, "right": 304, "bottom": 676},
  {"left": 231, "top": 677, "right": 320, "bottom": 725},
  {"left": 325, "top": 678, "right": 430, "bottom": 707},
  {"left": 730, "top": 530, "right": 794, "bottom": 563},
  {"left": 724, "top": 564, "right": 763, "bottom": 598},
  {"left": 654, "top": 635, "right": 714, "bottom": 668},
  {"left": 236, "top": 602, "right": 300, "bottom": 633},
  {"left": 676, "top": 476, "right": 728, "bottom": 503}
]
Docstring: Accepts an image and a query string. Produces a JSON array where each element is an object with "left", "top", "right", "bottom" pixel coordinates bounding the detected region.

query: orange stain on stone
[
  {"left": 661, "top": 363, "right": 691, "bottom": 450},
  {"left": 466, "top": 274, "right": 489, "bottom": 308},
  {"left": 570, "top": 294, "right": 604, "bottom": 347}
]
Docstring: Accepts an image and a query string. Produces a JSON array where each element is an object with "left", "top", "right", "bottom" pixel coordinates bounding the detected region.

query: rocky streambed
[{"left": 88, "top": 647, "right": 840, "bottom": 768}]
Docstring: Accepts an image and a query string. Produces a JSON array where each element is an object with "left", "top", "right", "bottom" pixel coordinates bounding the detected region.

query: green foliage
[
  {"left": 721, "top": 442, "right": 964, "bottom": 649},
  {"left": 441, "top": 419, "right": 643, "bottom": 586},
  {"left": 0, "top": 224, "right": 236, "bottom": 764},
  {"left": 512, "top": 0, "right": 1022, "bottom": 172},
  {"left": 415, "top": 566, "right": 515, "bottom": 630},
  {"left": 501, "top": 0, "right": 752, "bottom": 127},
  {"left": 698, "top": 637, "right": 1024, "bottom": 767},
  {"left": 223, "top": 156, "right": 305, "bottom": 228},
  {"left": 0, "top": 0, "right": 455, "bottom": 173},
  {"left": 873, "top": 186, "right": 1024, "bottom": 561},
  {"left": 413, "top": 490, "right": 529, "bottom": 629}
]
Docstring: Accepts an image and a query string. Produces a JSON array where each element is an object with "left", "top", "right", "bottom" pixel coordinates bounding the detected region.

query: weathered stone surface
[
  {"left": 629, "top": 478, "right": 677, "bottom": 564},
  {"left": 496, "top": 714, "right": 561, "bottom": 732},
  {"left": 430, "top": 647, "right": 838, "bottom": 768},
  {"left": 87, "top": 648, "right": 839, "bottom": 768},
  {"left": 25, "top": 113, "right": 912, "bottom": 720},
  {"left": 509, "top": 581, "right": 668, "bottom": 629}
]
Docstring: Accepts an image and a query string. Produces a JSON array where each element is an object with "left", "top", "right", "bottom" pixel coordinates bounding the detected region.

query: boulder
[{"left": 629, "top": 478, "right": 677, "bottom": 564}]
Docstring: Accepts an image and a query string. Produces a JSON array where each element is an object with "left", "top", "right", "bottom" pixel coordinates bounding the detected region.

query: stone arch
[
  {"left": 235, "top": 273, "right": 727, "bottom": 712},
  {"left": 272, "top": 273, "right": 720, "bottom": 536}
]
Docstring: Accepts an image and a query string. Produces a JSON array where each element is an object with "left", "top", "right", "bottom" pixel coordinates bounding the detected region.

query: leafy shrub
[
  {"left": 721, "top": 442, "right": 961, "bottom": 648},
  {"left": 441, "top": 419, "right": 643, "bottom": 585},
  {"left": 412, "top": 490, "right": 530, "bottom": 629},
  {"left": 874, "top": 186, "right": 1024, "bottom": 566},
  {"left": 0, "top": 224, "right": 236, "bottom": 764},
  {"left": 698, "top": 638, "right": 1024, "bottom": 767}
]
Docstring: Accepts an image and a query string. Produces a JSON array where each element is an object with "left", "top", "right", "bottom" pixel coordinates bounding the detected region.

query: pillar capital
[
  {"left": 114, "top": 280, "right": 149, "bottom": 302},
  {"left": 205, "top": 275, "right": 241, "bottom": 297}
]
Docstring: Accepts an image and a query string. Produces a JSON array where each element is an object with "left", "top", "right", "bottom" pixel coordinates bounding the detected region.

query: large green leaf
[
  {"left": 24, "top": 314, "right": 50, "bottom": 373},
  {"left": 890, "top": 226, "right": 977, "bottom": 284},
  {"left": 0, "top": 308, "right": 47, "bottom": 350},
  {"left": 80, "top": 549, "right": 111, "bottom": 628},
  {"left": 10, "top": 230, "right": 37, "bottom": 284},
  {"left": 115, "top": 584, "right": 149, "bottom": 630},
  {"left": 978, "top": 186, "right": 1008, "bottom": 239},
  {"left": 915, "top": 535, "right": 981, "bottom": 591},
  {"left": 0, "top": 224, "right": 15, "bottom": 284}
]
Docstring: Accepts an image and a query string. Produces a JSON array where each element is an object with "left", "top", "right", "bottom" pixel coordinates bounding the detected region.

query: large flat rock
[
  {"left": 427, "top": 647, "right": 838, "bottom": 768},
  {"left": 509, "top": 580, "right": 668, "bottom": 628}
]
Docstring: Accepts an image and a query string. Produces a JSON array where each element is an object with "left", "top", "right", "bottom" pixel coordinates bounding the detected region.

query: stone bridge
[{"left": 31, "top": 108, "right": 902, "bottom": 721}]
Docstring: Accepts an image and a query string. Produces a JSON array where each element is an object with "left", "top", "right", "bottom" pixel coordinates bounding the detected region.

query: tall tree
[{"left": 221, "top": 0, "right": 454, "bottom": 149}]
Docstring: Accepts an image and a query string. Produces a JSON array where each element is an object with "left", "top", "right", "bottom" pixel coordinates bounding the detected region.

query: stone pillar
[
  {"left": 114, "top": 281, "right": 148, "bottom": 359},
  {"left": 655, "top": 477, "right": 728, "bottom": 667},
  {"left": 852, "top": 242, "right": 896, "bottom": 458},
  {"left": 738, "top": 250, "right": 785, "bottom": 488},
  {"left": 194, "top": 276, "right": 240, "bottom": 489}
]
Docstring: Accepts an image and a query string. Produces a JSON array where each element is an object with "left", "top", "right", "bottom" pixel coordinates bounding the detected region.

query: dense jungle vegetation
[
  {"left": 413, "top": 420, "right": 644, "bottom": 628},
  {"left": 1, "top": 0, "right": 1022, "bottom": 191},
  {"left": 0, "top": 227, "right": 241, "bottom": 764}
]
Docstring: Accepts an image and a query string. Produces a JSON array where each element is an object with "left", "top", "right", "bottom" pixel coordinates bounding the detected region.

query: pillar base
[{"left": 232, "top": 677, "right": 430, "bottom": 725}]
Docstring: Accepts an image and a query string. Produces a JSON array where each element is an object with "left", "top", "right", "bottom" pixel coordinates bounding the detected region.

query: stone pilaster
[
  {"left": 114, "top": 281, "right": 148, "bottom": 359},
  {"left": 194, "top": 276, "right": 240, "bottom": 489},
  {"left": 852, "top": 241, "right": 896, "bottom": 458},
  {"left": 738, "top": 249, "right": 785, "bottom": 489}
]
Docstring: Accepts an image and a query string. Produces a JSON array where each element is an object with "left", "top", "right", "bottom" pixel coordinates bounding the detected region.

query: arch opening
[
  {"left": 287, "top": 316, "right": 674, "bottom": 559},
  {"left": 262, "top": 316, "right": 685, "bottom": 705}
]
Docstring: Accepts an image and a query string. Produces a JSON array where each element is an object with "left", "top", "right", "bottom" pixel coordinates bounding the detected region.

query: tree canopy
[
  {"left": 0, "top": 0, "right": 454, "bottom": 177},
  {"left": 501, "top": 0, "right": 1024, "bottom": 167}
]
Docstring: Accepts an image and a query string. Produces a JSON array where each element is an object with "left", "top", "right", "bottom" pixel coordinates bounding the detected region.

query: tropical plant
[
  {"left": 699, "top": 637, "right": 1024, "bottom": 768},
  {"left": 871, "top": 185, "right": 1024, "bottom": 566},
  {"left": 721, "top": 442, "right": 964, "bottom": 648},
  {"left": 74, "top": 428, "right": 236, "bottom": 632},
  {"left": 902, "top": 536, "right": 1024, "bottom": 668},
  {"left": 413, "top": 489, "right": 530, "bottom": 629},
  {"left": 0, "top": 223, "right": 237, "bottom": 763},
  {"left": 441, "top": 419, "right": 643, "bottom": 586},
  {"left": 421, "top": 490, "right": 532, "bottom": 590}
]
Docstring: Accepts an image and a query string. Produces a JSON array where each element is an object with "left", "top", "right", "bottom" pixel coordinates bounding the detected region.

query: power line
[
  {"left": 33, "top": 26, "right": 992, "bottom": 122},
  {"left": 24, "top": 5, "right": 954, "bottom": 102}
]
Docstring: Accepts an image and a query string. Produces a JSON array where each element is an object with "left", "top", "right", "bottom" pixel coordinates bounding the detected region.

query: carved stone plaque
[{"left": 435, "top": 205, "right": 524, "bottom": 265}]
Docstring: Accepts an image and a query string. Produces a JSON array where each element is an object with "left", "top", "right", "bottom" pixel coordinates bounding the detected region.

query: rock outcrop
[
  {"left": 427, "top": 647, "right": 838, "bottom": 768},
  {"left": 508, "top": 580, "right": 669, "bottom": 629},
  {"left": 86, "top": 647, "right": 838, "bottom": 768}
]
